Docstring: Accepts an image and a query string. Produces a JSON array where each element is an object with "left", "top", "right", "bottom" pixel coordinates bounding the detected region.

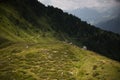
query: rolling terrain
[{"left": 0, "top": 0, "right": 120, "bottom": 80}]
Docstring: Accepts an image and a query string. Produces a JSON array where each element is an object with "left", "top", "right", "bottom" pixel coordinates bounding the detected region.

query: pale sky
[
  {"left": 38, "top": 0, "right": 120, "bottom": 25},
  {"left": 38, "top": 0, "right": 120, "bottom": 11}
]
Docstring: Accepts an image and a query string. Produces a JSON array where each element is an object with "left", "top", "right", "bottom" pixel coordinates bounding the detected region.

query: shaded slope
[
  {"left": 0, "top": 0, "right": 120, "bottom": 80},
  {"left": 0, "top": 0, "right": 120, "bottom": 60}
]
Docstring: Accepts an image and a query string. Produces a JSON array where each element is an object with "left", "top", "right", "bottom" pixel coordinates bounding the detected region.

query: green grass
[
  {"left": 0, "top": 1, "right": 120, "bottom": 80},
  {"left": 0, "top": 3, "right": 54, "bottom": 43},
  {"left": 0, "top": 42, "right": 120, "bottom": 80}
]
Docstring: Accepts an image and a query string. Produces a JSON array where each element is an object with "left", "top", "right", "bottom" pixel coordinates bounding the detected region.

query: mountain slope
[
  {"left": 0, "top": 0, "right": 120, "bottom": 80},
  {"left": 0, "top": 42, "right": 120, "bottom": 80},
  {"left": 1, "top": 0, "right": 119, "bottom": 61}
]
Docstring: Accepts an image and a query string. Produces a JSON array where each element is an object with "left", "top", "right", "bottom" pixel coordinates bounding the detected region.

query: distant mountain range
[
  {"left": 96, "top": 16, "right": 120, "bottom": 34},
  {"left": 69, "top": 7, "right": 120, "bottom": 34}
]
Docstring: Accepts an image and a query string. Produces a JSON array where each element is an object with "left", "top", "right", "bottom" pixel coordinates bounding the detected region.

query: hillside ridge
[
  {"left": 0, "top": 0, "right": 120, "bottom": 80},
  {"left": 0, "top": 0, "right": 120, "bottom": 61}
]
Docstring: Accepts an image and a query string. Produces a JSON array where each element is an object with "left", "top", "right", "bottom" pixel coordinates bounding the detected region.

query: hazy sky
[
  {"left": 38, "top": 0, "right": 120, "bottom": 12},
  {"left": 38, "top": 0, "right": 120, "bottom": 25}
]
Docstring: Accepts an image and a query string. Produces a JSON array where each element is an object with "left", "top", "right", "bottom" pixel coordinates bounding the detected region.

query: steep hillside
[
  {"left": 0, "top": 0, "right": 120, "bottom": 61},
  {"left": 0, "top": 0, "right": 120, "bottom": 80},
  {"left": 0, "top": 42, "right": 120, "bottom": 80}
]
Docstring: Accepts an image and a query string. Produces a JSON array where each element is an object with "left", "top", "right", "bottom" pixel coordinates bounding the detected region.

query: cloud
[
  {"left": 38, "top": 0, "right": 51, "bottom": 5},
  {"left": 38, "top": 0, "right": 120, "bottom": 11},
  {"left": 115, "top": 0, "right": 120, "bottom": 2}
]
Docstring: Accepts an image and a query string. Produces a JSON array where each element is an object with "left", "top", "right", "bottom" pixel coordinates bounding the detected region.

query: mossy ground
[
  {"left": 0, "top": 1, "right": 120, "bottom": 80},
  {"left": 0, "top": 42, "right": 120, "bottom": 80}
]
